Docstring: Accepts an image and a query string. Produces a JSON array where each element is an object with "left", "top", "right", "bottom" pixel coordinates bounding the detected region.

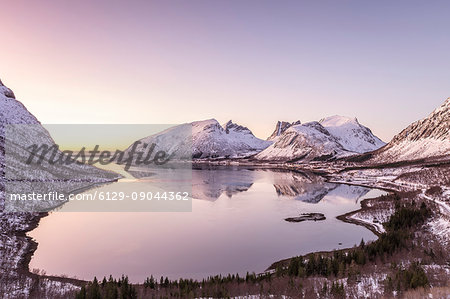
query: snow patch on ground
[
  {"left": 355, "top": 274, "right": 387, "bottom": 298},
  {"left": 427, "top": 217, "right": 450, "bottom": 247},
  {"left": 349, "top": 209, "right": 393, "bottom": 234}
]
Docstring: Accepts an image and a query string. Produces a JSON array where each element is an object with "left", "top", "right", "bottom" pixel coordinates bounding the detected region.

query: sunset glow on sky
[{"left": 2, "top": 0, "right": 450, "bottom": 142}]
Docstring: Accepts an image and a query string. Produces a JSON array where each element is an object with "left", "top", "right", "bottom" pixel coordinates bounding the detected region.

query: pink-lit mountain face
[
  {"left": 255, "top": 116, "right": 385, "bottom": 162},
  {"left": 366, "top": 98, "right": 450, "bottom": 163}
]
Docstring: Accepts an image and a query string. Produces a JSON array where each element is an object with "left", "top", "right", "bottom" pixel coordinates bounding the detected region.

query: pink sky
[{"left": 2, "top": 1, "right": 449, "bottom": 142}]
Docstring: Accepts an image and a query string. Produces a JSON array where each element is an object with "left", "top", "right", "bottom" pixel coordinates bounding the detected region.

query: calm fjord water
[{"left": 28, "top": 166, "right": 383, "bottom": 282}]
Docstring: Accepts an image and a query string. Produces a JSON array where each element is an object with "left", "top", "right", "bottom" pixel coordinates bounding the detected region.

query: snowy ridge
[
  {"left": 0, "top": 79, "right": 120, "bottom": 211},
  {"left": 368, "top": 98, "right": 450, "bottom": 163},
  {"left": 255, "top": 121, "right": 346, "bottom": 162},
  {"left": 0, "top": 81, "right": 37, "bottom": 125},
  {"left": 255, "top": 116, "right": 385, "bottom": 162},
  {"left": 319, "top": 116, "right": 385, "bottom": 153},
  {"left": 126, "top": 116, "right": 384, "bottom": 162},
  {"left": 125, "top": 119, "right": 272, "bottom": 160}
]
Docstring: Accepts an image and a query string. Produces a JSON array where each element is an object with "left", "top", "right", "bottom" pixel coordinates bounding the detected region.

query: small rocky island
[{"left": 284, "top": 213, "right": 326, "bottom": 223}]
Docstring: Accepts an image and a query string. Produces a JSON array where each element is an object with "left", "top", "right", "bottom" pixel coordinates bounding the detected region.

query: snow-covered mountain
[
  {"left": 0, "top": 79, "right": 119, "bottom": 212},
  {"left": 267, "top": 120, "right": 301, "bottom": 140},
  {"left": 255, "top": 116, "right": 385, "bottom": 162},
  {"left": 319, "top": 115, "right": 385, "bottom": 153},
  {"left": 365, "top": 98, "right": 450, "bottom": 163},
  {"left": 125, "top": 119, "right": 272, "bottom": 160}
]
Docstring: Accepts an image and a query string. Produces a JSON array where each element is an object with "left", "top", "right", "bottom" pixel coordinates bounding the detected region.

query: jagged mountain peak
[
  {"left": 431, "top": 97, "right": 449, "bottom": 115},
  {"left": 222, "top": 120, "right": 252, "bottom": 135},
  {"left": 256, "top": 116, "right": 385, "bottom": 162},
  {"left": 256, "top": 120, "right": 345, "bottom": 162},
  {"left": 0, "top": 79, "right": 16, "bottom": 100},
  {"left": 223, "top": 120, "right": 234, "bottom": 127},
  {"left": 0, "top": 81, "right": 38, "bottom": 125},
  {"left": 289, "top": 120, "right": 302, "bottom": 127},
  {"left": 267, "top": 120, "right": 301, "bottom": 140},
  {"left": 128, "top": 118, "right": 271, "bottom": 160}
]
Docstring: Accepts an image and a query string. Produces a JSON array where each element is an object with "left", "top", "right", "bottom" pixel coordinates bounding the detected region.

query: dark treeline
[
  {"left": 76, "top": 272, "right": 266, "bottom": 298},
  {"left": 76, "top": 276, "right": 137, "bottom": 299},
  {"left": 386, "top": 262, "right": 429, "bottom": 292},
  {"left": 277, "top": 201, "right": 431, "bottom": 297},
  {"left": 75, "top": 201, "right": 431, "bottom": 298}
]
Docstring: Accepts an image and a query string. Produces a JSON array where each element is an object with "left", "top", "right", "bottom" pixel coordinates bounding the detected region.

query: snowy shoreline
[{"left": 0, "top": 177, "right": 120, "bottom": 297}]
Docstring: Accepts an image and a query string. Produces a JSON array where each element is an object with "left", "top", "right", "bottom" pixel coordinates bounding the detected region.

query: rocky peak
[
  {"left": 267, "top": 120, "right": 301, "bottom": 140},
  {"left": 391, "top": 98, "right": 449, "bottom": 144},
  {"left": 0, "top": 79, "right": 16, "bottom": 99},
  {"left": 302, "top": 121, "right": 332, "bottom": 136},
  {"left": 191, "top": 119, "right": 223, "bottom": 134},
  {"left": 365, "top": 98, "right": 450, "bottom": 163},
  {"left": 223, "top": 120, "right": 252, "bottom": 135}
]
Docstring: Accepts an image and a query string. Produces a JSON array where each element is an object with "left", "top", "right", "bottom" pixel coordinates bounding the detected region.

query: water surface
[{"left": 28, "top": 166, "right": 383, "bottom": 282}]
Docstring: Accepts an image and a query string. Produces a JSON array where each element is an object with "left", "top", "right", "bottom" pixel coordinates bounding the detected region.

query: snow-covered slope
[
  {"left": 255, "top": 116, "right": 384, "bottom": 162},
  {"left": 320, "top": 116, "right": 385, "bottom": 153},
  {"left": 366, "top": 98, "right": 450, "bottom": 163},
  {"left": 267, "top": 120, "right": 301, "bottom": 141},
  {"left": 0, "top": 78, "right": 122, "bottom": 297},
  {"left": 125, "top": 119, "right": 272, "bottom": 160},
  {"left": 0, "top": 79, "right": 119, "bottom": 212},
  {"left": 255, "top": 122, "right": 346, "bottom": 162}
]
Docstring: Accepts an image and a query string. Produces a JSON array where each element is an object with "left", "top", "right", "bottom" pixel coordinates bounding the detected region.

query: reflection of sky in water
[{"left": 29, "top": 167, "right": 385, "bottom": 282}]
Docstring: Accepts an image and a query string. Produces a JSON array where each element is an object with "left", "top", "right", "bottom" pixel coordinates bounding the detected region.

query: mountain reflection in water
[{"left": 127, "top": 165, "right": 370, "bottom": 203}]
